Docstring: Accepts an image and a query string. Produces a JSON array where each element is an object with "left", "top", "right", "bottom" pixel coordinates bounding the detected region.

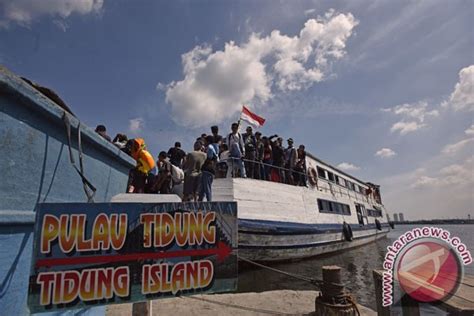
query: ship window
[
  {"left": 338, "top": 177, "right": 346, "bottom": 187},
  {"left": 318, "top": 199, "right": 332, "bottom": 212},
  {"left": 343, "top": 205, "right": 351, "bottom": 215},
  {"left": 317, "top": 167, "right": 327, "bottom": 179},
  {"left": 354, "top": 185, "right": 360, "bottom": 193},
  {"left": 327, "top": 172, "right": 335, "bottom": 182},
  {"left": 347, "top": 181, "right": 355, "bottom": 191},
  {"left": 318, "top": 199, "right": 351, "bottom": 215}
]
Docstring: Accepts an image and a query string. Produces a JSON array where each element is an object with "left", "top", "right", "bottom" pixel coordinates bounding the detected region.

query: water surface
[{"left": 237, "top": 224, "right": 474, "bottom": 310}]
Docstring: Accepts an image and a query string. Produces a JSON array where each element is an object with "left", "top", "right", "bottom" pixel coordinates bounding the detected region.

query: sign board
[{"left": 28, "top": 202, "right": 237, "bottom": 313}]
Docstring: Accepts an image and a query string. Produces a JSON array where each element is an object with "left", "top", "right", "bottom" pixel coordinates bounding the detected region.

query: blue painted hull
[
  {"left": 238, "top": 219, "right": 389, "bottom": 261},
  {"left": 0, "top": 66, "right": 134, "bottom": 315}
]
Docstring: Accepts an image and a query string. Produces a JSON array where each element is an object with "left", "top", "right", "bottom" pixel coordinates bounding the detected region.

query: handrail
[{"left": 224, "top": 157, "right": 309, "bottom": 177}]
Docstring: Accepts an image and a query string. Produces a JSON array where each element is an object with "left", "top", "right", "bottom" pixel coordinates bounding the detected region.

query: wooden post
[
  {"left": 132, "top": 301, "right": 152, "bottom": 316},
  {"left": 372, "top": 270, "right": 391, "bottom": 316}
]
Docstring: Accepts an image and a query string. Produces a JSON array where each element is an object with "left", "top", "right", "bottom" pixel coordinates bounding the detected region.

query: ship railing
[
  {"left": 215, "top": 158, "right": 380, "bottom": 204},
  {"left": 217, "top": 157, "right": 309, "bottom": 186}
]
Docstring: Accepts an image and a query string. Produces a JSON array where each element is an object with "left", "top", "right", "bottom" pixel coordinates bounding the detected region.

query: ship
[{"left": 213, "top": 156, "right": 390, "bottom": 261}]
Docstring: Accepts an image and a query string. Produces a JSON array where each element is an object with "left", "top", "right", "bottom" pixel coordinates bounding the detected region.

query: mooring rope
[
  {"left": 238, "top": 255, "right": 361, "bottom": 315},
  {"left": 239, "top": 255, "right": 331, "bottom": 287}
]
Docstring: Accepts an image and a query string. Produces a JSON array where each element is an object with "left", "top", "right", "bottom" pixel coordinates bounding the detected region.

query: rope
[
  {"left": 184, "top": 295, "right": 294, "bottom": 315},
  {"left": 62, "top": 112, "right": 96, "bottom": 202},
  {"left": 238, "top": 255, "right": 324, "bottom": 287}
]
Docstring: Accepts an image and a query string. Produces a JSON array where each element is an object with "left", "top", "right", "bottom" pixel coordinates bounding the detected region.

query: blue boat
[{"left": 0, "top": 66, "right": 134, "bottom": 315}]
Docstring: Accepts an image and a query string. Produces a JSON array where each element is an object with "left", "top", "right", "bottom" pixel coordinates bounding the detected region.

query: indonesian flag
[{"left": 240, "top": 105, "right": 266, "bottom": 127}]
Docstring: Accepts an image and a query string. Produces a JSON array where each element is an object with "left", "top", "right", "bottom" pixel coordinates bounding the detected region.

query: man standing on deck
[
  {"left": 255, "top": 131, "right": 264, "bottom": 179},
  {"left": 285, "top": 138, "right": 297, "bottom": 185},
  {"left": 182, "top": 141, "right": 207, "bottom": 201},
  {"left": 153, "top": 151, "right": 173, "bottom": 194},
  {"left": 211, "top": 125, "right": 223, "bottom": 146},
  {"left": 243, "top": 126, "right": 257, "bottom": 179},
  {"left": 167, "top": 142, "right": 186, "bottom": 168},
  {"left": 269, "top": 135, "right": 285, "bottom": 183},
  {"left": 225, "top": 122, "right": 246, "bottom": 178},
  {"left": 199, "top": 135, "right": 219, "bottom": 201}
]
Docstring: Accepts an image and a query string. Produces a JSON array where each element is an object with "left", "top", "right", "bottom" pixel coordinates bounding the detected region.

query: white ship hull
[{"left": 213, "top": 174, "right": 390, "bottom": 261}]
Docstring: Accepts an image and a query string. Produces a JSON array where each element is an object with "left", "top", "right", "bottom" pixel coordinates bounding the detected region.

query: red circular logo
[{"left": 396, "top": 240, "right": 461, "bottom": 302}]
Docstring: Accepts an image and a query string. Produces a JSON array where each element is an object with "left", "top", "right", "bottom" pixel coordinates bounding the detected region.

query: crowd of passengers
[{"left": 94, "top": 122, "right": 308, "bottom": 202}]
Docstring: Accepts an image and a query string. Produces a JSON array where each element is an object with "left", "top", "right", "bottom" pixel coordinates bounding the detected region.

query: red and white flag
[{"left": 240, "top": 105, "right": 265, "bottom": 127}]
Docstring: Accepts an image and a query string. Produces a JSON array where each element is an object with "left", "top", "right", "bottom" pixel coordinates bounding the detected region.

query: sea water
[{"left": 237, "top": 224, "right": 474, "bottom": 311}]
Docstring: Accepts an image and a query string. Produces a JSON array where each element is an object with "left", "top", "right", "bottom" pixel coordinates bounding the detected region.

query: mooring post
[
  {"left": 315, "top": 265, "right": 358, "bottom": 315},
  {"left": 132, "top": 301, "right": 152, "bottom": 316},
  {"left": 321, "top": 265, "right": 344, "bottom": 301}
]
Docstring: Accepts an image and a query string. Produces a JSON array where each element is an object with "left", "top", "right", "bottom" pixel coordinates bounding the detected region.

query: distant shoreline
[{"left": 393, "top": 219, "right": 474, "bottom": 225}]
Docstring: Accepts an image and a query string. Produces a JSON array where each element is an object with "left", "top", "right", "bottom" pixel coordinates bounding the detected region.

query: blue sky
[{"left": 1, "top": 0, "right": 473, "bottom": 219}]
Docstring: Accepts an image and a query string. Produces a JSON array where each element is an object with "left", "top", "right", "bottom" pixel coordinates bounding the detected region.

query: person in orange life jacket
[
  {"left": 153, "top": 151, "right": 173, "bottom": 194},
  {"left": 285, "top": 138, "right": 297, "bottom": 185},
  {"left": 127, "top": 138, "right": 155, "bottom": 193},
  {"left": 225, "top": 122, "right": 246, "bottom": 178},
  {"left": 199, "top": 135, "right": 219, "bottom": 201}
]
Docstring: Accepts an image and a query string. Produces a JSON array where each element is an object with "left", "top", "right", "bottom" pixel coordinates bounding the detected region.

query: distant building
[
  {"left": 386, "top": 214, "right": 391, "bottom": 222},
  {"left": 399, "top": 213, "right": 405, "bottom": 222},
  {"left": 394, "top": 213, "right": 399, "bottom": 222}
]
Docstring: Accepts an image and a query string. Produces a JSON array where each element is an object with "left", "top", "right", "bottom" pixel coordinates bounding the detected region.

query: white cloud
[
  {"left": 442, "top": 65, "right": 474, "bottom": 111},
  {"left": 384, "top": 101, "right": 439, "bottom": 135},
  {"left": 375, "top": 148, "right": 396, "bottom": 158},
  {"left": 441, "top": 138, "right": 474, "bottom": 155},
  {"left": 411, "top": 157, "right": 474, "bottom": 189},
  {"left": 304, "top": 9, "right": 316, "bottom": 16},
  {"left": 129, "top": 118, "right": 144, "bottom": 133},
  {"left": 337, "top": 162, "right": 360, "bottom": 171},
  {"left": 390, "top": 121, "right": 426, "bottom": 135},
  {"left": 465, "top": 124, "right": 474, "bottom": 136},
  {"left": 0, "top": 0, "right": 103, "bottom": 27},
  {"left": 162, "top": 10, "right": 359, "bottom": 128}
]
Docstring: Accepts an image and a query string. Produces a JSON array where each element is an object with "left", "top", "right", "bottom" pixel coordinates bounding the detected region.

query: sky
[{"left": 0, "top": 0, "right": 472, "bottom": 220}]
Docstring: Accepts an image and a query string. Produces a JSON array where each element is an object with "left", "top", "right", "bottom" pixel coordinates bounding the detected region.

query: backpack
[{"left": 170, "top": 164, "right": 184, "bottom": 184}]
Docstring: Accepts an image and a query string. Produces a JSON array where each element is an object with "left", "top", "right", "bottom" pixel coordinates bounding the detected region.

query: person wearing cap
[
  {"left": 285, "top": 138, "right": 298, "bottom": 185},
  {"left": 243, "top": 126, "right": 257, "bottom": 179},
  {"left": 95, "top": 124, "right": 111, "bottom": 142}
]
